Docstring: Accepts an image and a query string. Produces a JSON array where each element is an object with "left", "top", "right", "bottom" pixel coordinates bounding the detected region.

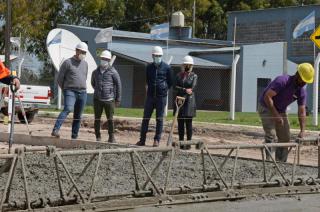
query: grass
[{"left": 41, "top": 106, "right": 320, "bottom": 131}]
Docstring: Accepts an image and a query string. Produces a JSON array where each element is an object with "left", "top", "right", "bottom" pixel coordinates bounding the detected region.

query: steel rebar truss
[{"left": 295, "top": 137, "right": 320, "bottom": 178}]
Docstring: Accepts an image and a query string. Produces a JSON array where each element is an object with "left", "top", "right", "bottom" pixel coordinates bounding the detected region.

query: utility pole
[
  {"left": 192, "top": 0, "right": 196, "bottom": 37},
  {"left": 5, "top": 0, "right": 12, "bottom": 68}
]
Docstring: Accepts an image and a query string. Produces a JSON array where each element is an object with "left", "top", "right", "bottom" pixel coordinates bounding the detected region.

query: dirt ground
[{"left": 1, "top": 112, "right": 319, "bottom": 166}]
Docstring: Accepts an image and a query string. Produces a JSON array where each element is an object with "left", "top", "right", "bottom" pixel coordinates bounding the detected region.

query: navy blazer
[{"left": 146, "top": 61, "right": 172, "bottom": 97}]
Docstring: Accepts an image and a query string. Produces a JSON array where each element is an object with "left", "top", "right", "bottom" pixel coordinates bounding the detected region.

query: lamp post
[{"left": 5, "top": 0, "right": 12, "bottom": 68}]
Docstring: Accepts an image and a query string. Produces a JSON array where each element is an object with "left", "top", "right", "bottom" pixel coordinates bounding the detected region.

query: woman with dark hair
[{"left": 174, "top": 55, "right": 198, "bottom": 150}]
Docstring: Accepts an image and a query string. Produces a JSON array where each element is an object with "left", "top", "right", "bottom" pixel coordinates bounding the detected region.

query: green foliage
[
  {"left": 0, "top": 0, "right": 63, "bottom": 55},
  {"left": 19, "top": 68, "right": 39, "bottom": 84},
  {"left": 1, "top": 0, "right": 320, "bottom": 82}
]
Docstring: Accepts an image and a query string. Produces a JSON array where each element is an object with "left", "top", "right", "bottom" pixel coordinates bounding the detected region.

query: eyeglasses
[{"left": 183, "top": 64, "right": 192, "bottom": 68}]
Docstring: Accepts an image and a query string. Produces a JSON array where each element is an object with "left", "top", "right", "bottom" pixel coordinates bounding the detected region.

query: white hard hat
[
  {"left": 75, "top": 42, "right": 88, "bottom": 52},
  {"left": 152, "top": 46, "right": 163, "bottom": 56},
  {"left": 183, "top": 55, "right": 194, "bottom": 65},
  {"left": 100, "top": 50, "right": 112, "bottom": 60}
]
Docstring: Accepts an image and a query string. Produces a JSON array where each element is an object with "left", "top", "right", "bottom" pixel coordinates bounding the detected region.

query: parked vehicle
[{"left": 0, "top": 84, "right": 52, "bottom": 123}]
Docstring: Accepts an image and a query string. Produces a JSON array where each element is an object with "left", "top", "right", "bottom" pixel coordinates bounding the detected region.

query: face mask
[
  {"left": 78, "top": 54, "right": 86, "bottom": 60},
  {"left": 100, "top": 60, "right": 109, "bottom": 68},
  {"left": 184, "top": 65, "right": 193, "bottom": 72},
  {"left": 153, "top": 56, "right": 162, "bottom": 65}
]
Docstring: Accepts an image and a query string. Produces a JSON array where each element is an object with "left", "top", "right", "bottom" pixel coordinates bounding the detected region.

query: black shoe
[
  {"left": 51, "top": 130, "right": 60, "bottom": 138},
  {"left": 71, "top": 135, "right": 78, "bottom": 140},
  {"left": 96, "top": 137, "right": 101, "bottom": 142},
  {"left": 108, "top": 135, "right": 116, "bottom": 143},
  {"left": 136, "top": 141, "right": 145, "bottom": 146}
]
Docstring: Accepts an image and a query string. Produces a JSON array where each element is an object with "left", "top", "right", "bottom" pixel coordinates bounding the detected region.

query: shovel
[
  {"left": 8, "top": 83, "right": 17, "bottom": 153},
  {"left": 167, "top": 96, "right": 185, "bottom": 146}
]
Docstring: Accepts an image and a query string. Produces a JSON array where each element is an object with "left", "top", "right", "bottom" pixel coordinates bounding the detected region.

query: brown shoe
[{"left": 153, "top": 140, "right": 159, "bottom": 147}]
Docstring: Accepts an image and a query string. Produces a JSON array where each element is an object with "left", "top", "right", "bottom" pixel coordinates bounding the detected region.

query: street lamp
[{"left": 5, "top": 0, "right": 12, "bottom": 68}]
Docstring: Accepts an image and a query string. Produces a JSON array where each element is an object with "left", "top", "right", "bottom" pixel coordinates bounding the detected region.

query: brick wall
[{"left": 236, "top": 21, "right": 286, "bottom": 43}]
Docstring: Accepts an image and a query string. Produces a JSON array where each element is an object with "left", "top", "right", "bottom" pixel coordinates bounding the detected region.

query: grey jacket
[
  {"left": 91, "top": 66, "right": 122, "bottom": 102},
  {"left": 57, "top": 57, "right": 88, "bottom": 90}
]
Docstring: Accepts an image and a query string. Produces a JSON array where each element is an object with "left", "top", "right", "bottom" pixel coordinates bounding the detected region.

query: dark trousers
[
  {"left": 178, "top": 116, "right": 193, "bottom": 141},
  {"left": 139, "top": 96, "right": 167, "bottom": 142},
  {"left": 94, "top": 98, "right": 115, "bottom": 139}
]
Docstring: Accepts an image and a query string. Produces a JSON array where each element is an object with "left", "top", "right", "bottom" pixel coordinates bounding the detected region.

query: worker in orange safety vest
[{"left": 0, "top": 60, "right": 20, "bottom": 89}]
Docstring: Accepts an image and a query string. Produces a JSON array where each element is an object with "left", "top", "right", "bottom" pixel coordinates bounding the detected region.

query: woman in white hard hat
[{"left": 174, "top": 55, "right": 198, "bottom": 149}]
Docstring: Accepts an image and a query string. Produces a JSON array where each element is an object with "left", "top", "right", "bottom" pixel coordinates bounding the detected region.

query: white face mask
[
  {"left": 100, "top": 60, "right": 110, "bottom": 68},
  {"left": 78, "top": 54, "right": 86, "bottom": 60},
  {"left": 153, "top": 56, "right": 162, "bottom": 65},
  {"left": 184, "top": 65, "right": 193, "bottom": 72}
]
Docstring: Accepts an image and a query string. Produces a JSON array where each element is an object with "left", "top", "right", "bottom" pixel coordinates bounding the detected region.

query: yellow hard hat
[{"left": 297, "top": 63, "right": 314, "bottom": 83}]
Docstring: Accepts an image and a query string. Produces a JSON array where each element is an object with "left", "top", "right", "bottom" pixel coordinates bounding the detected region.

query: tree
[
  {"left": 2, "top": 0, "right": 320, "bottom": 85},
  {"left": 0, "top": 0, "right": 63, "bottom": 55}
]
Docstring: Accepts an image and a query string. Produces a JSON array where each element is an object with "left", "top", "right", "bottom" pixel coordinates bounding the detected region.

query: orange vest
[{"left": 0, "top": 60, "right": 10, "bottom": 79}]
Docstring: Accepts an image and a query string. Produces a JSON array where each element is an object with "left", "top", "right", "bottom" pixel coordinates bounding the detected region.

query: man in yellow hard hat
[{"left": 258, "top": 63, "right": 314, "bottom": 162}]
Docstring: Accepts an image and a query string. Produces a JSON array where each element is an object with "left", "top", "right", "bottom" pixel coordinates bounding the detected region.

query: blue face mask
[{"left": 153, "top": 56, "right": 162, "bottom": 65}]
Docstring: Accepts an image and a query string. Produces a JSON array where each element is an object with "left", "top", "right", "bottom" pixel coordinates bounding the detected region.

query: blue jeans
[
  {"left": 53, "top": 89, "right": 87, "bottom": 138},
  {"left": 139, "top": 96, "right": 167, "bottom": 142}
]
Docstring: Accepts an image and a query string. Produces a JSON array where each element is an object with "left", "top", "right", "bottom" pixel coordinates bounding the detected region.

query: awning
[{"left": 111, "top": 41, "right": 231, "bottom": 69}]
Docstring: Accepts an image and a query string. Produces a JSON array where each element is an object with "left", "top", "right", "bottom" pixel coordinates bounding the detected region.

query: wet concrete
[{"left": 0, "top": 143, "right": 318, "bottom": 208}]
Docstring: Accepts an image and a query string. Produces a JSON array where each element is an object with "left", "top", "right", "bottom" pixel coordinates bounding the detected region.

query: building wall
[
  {"left": 285, "top": 60, "right": 299, "bottom": 113},
  {"left": 113, "top": 57, "right": 135, "bottom": 108},
  {"left": 227, "top": 5, "right": 319, "bottom": 63},
  {"left": 190, "top": 54, "right": 232, "bottom": 111},
  {"left": 239, "top": 42, "right": 287, "bottom": 112},
  {"left": 197, "top": 53, "right": 234, "bottom": 67},
  {"left": 132, "top": 64, "right": 147, "bottom": 108},
  {"left": 194, "top": 68, "right": 230, "bottom": 111},
  {"left": 58, "top": 24, "right": 104, "bottom": 61}
]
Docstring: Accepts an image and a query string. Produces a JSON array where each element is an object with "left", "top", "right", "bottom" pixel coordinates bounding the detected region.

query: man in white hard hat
[
  {"left": 136, "top": 46, "right": 173, "bottom": 147},
  {"left": 91, "top": 50, "right": 121, "bottom": 143},
  {"left": 51, "top": 41, "right": 89, "bottom": 139}
]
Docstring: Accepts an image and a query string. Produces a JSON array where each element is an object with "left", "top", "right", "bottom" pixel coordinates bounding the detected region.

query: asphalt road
[{"left": 129, "top": 194, "right": 320, "bottom": 212}]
